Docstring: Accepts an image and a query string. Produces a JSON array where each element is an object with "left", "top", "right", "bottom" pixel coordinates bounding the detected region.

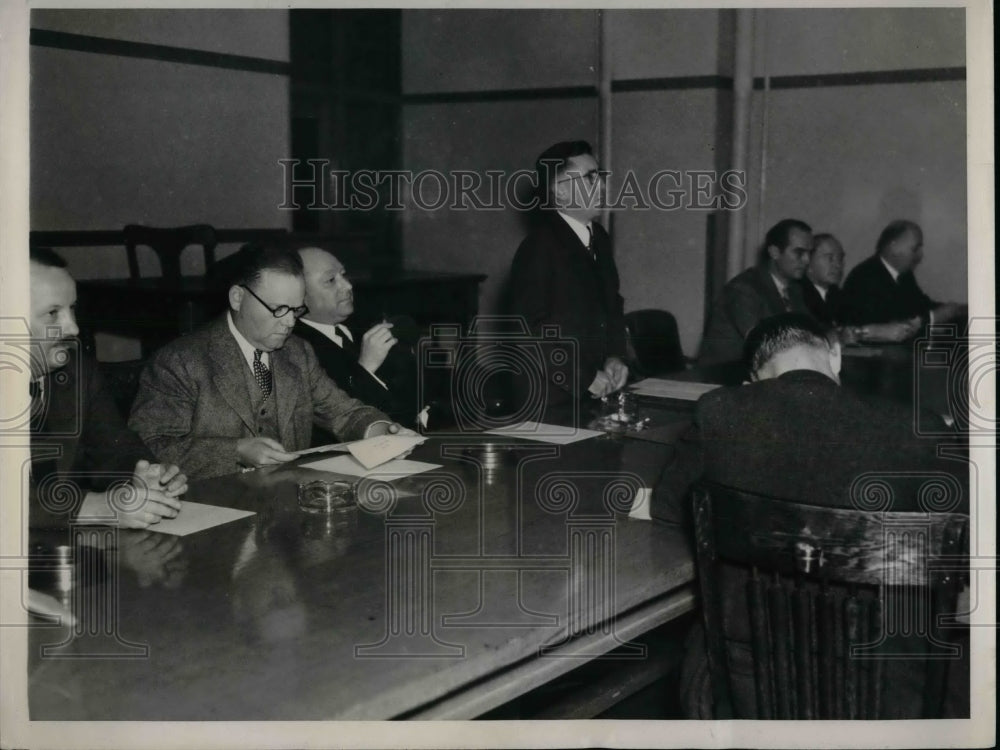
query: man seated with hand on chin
[
  {"left": 129, "top": 242, "right": 415, "bottom": 480},
  {"left": 28, "top": 247, "right": 187, "bottom": 529}
]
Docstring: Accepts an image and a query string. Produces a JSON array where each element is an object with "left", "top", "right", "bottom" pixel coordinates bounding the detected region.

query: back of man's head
[
  {"left": 744, "top": 312, "right": 840, "bottom": 383},
  {"left": 231, "top": 241, "right": 303, "bottom": 289},
  {"left": 535, "top": 140, "right": 593, "bottom": 204}
]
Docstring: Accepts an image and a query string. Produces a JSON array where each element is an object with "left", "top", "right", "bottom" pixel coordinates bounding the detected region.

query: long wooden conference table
[
  {"left": 28, "top": 403, "right": 696, "bottom": 720},
  {"left": 27, "top": 340, "right": 962, "bottom": 720}
]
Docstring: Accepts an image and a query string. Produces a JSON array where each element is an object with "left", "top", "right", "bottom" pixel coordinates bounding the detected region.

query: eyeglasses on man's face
[
  {"left": 556, "top": 169, "right": 605, "bottom": 186},
  {"left": 239, "top": 284, "right": 309, "bottom": 319}
]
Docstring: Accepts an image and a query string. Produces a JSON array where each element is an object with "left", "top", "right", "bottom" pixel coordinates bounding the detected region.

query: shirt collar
[
  {"left": 812, "top": 281, "right": 828, "bottom": 301},
  {"left": 879, "top": 255, "right": 901, "bottom": 282},
  {"left": 557, "top": 212, "right": 592, "bottom": 248},
  {"left": 769, "top": 272, "right": 788, "bottom": 294},
  {"left": 227, "top": 311, "right": 269, "bottom": 371},
  {"left": 300, "top": 317, "right": 353, "bottom": 346}
]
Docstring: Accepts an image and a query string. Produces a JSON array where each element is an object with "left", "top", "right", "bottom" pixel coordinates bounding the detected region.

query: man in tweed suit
[
  {"left": 698, "top": 219, "right": 813, "bottom": 366},
  {"left": 129, "top": 244, "right": 412, "bottom": 479}
]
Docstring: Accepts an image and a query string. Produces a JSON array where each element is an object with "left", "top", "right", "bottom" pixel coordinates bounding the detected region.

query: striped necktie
[{"left": 253, "top": 350, "right": 272, "bottom": 399}]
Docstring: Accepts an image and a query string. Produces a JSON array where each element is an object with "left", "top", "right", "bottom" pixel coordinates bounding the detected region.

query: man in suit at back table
[
  {"left": 839, "top": 219, "right": 967, "bottom": 342},
  {"left": 293, "top": 246, "right": 420, "bottom": 430},
  {"left": 27, "top": 247, "right": 187, "bottom": 529},
  {"left": 698, "top": 219, "right": 813, "bottom": 366},
  {"left": 129, "top": 243, "right": 414, "bottom": 480},
  {"left": 506, "top": 140, "right": 629, "bottom": 415},
  {"left": 799, "top": 233, "right": 845, "bottom": 327}
]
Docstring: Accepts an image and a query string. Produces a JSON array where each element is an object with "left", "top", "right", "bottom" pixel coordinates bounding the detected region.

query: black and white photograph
[{"left": 0, "top": 3, "right": 994, "bottom": 748}]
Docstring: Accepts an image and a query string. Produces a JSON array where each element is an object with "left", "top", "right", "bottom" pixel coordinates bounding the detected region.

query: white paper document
[
  {"left": 293, "top": 441, "right": 351, "bottom": 456},
  {"left": 347, "top": 434, "right": 427, "bottom": 469},
  {"left": 148, "top": 502, "right": 255, "bottom": 537},
  {"left": 629, "top": 378, "right": 721, "bottom": 401},
  {"left": 300, "top": 455, "right": 441, "bottom": 479},
  {"left": 484, "top": 422, "right": 603, "bottom": 444}
]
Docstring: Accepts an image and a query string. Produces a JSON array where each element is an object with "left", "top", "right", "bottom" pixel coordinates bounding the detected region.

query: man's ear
[
  {"left": 766, "top": 244, "right": 780, "bottom": 262},
  {"left": 228, "top": 285, "right": 243, "bottom": 312},
  {"left": 829, "top": 340, "right": 843, "bottom": 377}
]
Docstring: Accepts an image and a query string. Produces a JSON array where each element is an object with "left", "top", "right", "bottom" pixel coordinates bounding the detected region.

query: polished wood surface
[{"left": 29, "top": 423, "right": 694, "bottom": 720}]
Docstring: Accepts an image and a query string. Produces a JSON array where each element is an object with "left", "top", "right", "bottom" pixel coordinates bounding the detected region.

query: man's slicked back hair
[
  {"left": 535, "top": 140, "right": 594, "bottom": 203},
  {"left": 876, "top": 220, "right": 921, "bottom": 255},
  {"left": 231, "top": 241, "right": 304, "bottom": 289},
  {"left": 30, "top": 246, "right": 68, "bottom": 269},
  {"left": 743, "top": 312, "right": 833, "bottom": 375},
  {"left": 763, "top": 219, "right": 812, "bottom": 253}
]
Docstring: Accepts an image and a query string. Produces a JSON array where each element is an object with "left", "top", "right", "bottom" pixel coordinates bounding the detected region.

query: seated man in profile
[
  {"left": 840, "top": 219, "right": 967, "bottom": 342},
  {"left": 28, "top": 247, "right": 187, "bottom": 529},
  {"left": 294, "top": 246, "right": 420, "bottom": 430},
  {"left": 653, "top": 312, "right": 968, "bottom": 718},
  {"left": 129, "top": 243, "right": 413, "bottom": 480},
  {"left": 698, "top": 219, "right": 813, "bottom": 366}
]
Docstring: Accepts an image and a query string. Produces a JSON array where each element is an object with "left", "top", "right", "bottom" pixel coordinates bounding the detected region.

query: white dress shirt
[
  {"left": 227, "top": 312, "right": 269, "bottom": 372},
  {"left": 557, "top": 212, "right": 593, "bottom": 252}
]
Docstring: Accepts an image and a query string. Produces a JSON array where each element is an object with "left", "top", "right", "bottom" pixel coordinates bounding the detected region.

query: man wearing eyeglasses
[
  {"left": 507, "top": 140, "right": 629, "bottom": 416},
  {"left": 129, "top": 243, "right": 411, "bottom": 479}
]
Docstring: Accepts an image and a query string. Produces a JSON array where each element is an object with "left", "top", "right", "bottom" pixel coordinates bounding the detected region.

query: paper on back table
[
  {"left": 630, "top": 379, "right": 721, "bottom": 401},
  {"left": 484, "top": 422, "right": 603, "bottom": 444}
]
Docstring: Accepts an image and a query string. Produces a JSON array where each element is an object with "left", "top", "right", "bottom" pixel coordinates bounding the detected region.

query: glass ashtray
[{"left": 297, "top": 479, "right": 357, "bottom": 514}]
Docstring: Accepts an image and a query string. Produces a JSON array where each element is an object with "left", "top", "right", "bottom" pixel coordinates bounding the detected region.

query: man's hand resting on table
[
  {"left": 603, "top": 356, "right": 629, "bottom": 392},
  {"left": 237, "top": 437, "right": 297, "bottom": 468},
  {"left": 364, "top": 421, "right": 418, "bottom": 439},
  {"left": 77, "top": 459, "right": 186, "bottom": 529}
]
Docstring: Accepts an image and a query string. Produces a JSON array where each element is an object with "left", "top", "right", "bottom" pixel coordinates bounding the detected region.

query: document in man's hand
[
  {"left": 293, "top": 441, "right": 351, "bottom": 456},
  {"left": 629, "top": 378, "right": 721, "bottom": 401},
  {"left": 347, "top": 434, "right": 427, "bottom": 469}
]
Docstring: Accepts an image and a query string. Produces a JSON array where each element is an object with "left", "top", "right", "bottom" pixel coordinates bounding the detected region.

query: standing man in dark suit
[
  {"left": 507, "top": 140, "right": 628, "bottom": 413},
  {"left": 799, "top": 233, "right": 846, "bottom": 327},
  {"left": 129, "top": 243, "right": 413, "bottom": 480},
  {"left": 840, "top": 220, "right": 966, "bottom": 341},
  {"left": 698, "top": 219, "right": 813, "bottom": 365},
  {"left": 652, "top": 312, "right": 968, "bottom": 718},
  {"left": 294, "top": 246, "right": 419, "bottom": 430},
  {"left": 27, "top": 247, "right": 187, "bottom": 529}
]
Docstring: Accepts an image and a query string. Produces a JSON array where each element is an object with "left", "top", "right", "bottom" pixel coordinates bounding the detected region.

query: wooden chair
[
  {"left": 123, "top": 224, "right": 218, "bottom": 280},
  {"left": 624, "top": 309, "right": 687, "bottom": 376},
  {"left": 691, "top": 483, "right": 968, "bottom": 719}
]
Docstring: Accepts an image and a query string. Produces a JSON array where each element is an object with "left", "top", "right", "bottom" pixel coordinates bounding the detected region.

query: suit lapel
[
  {"left": 209, "top": 319, "right": 257, "bottom": 433},
  {"left": 550, "top": 214, "right": 608, "bottom": 307},
  {"left": 269, "top": 346, "right": 301, "bottom": 443},
  {"left": 754, "top": 266, "right": 786, "bottom": 314}
]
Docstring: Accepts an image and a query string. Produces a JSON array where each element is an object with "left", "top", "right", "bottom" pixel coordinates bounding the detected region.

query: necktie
[
  {"left": 337, "top": 325, "right": 357, "bottom": 357},
  {"left": 253, "top": 350, "right": 272, "bottom": 399},
  {"left": 780, "top": 287, "right": 792, "bottom": 311},
  {"left": 586, "top": 225, "right": 595, "bottom": 261}
]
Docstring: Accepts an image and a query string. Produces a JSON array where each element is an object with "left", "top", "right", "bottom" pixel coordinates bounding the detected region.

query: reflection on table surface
[
  {"left": 28, "top": 414, "right": 694, "bottom": 720},
  {"left": 27, "top": 340, "right": 964, "bottom": 720}
]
